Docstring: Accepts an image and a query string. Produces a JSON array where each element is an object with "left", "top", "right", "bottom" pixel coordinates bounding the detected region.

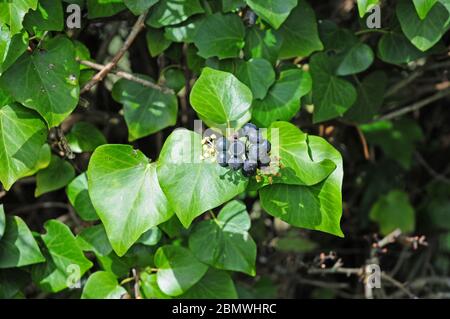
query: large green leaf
[
  {"left": 235, "top": 58, "right": 275, "bottom": 100},
  {"left": 344, "top": 71, "right": 387, "bottom": 123},
  {"left": 0, "top": 26, "right": 28, "bottom": 75},
  {"left": 413, "top": 0, "right": 438, "bottom": 19},
  {"left": 370, "top": 190, "right": 415, "bottom": 235},
  {"left": 140, "top": 272, "right": 172, "bottom": 299},
  {"left": 35, "top": 155, "right": 75, "bottom": 197},
  {"left": 245, "top": 0, "right": 298, "bottom": 29},
  {"left": 88, "top": 145, "right": 174, "bottom": 256},
  {"left": 377, "top": 32, "right": 427, "bottom": 64},
  {"left": 124, "top": 0, "right": 158, "bottom": 15},
  {"left": 154, "top": 245, "right": 208, "bottom": 296},
  {"left": 147, "top": 0, "right": 204, "bottom": 28},
  {"left": 0, "top": 36, "right": 80, "bottom": 127},
  {"left": 146, "top": 28, "right": 172, "bottom": 57},
  {"left": 23, "top": 0, "right": 64, "bottom": 32},
  {"left": 193, "top": 13, "right": 245, "bottom": 59},
  {"left": 262, "top": 122, "right": 336, "bottom": 186},
  {"left": 66, "top": 122, "right": 107, "bottom": 153},
  {"left": 81, "top": 271, "right": 127, "bottom": 299},
  {"left": 190, "top": 67, "right": 253, "bottom": 129},
  {"left": 0, "top": 0, "right": 38, "bottom": 34},
  {"left": 252, "top": 69, "right": 311, "bottom": 128},
  {"left": 112, "top": 76, "right": 178, "bottom": 141},
  {"left": 244, "top": 27, "right": 283, "bottom": 65},
  {"left": 397, "top": 0, "right": 450, "bottom": 51},
  {"left": 32, "top": 220, "right": 93, "bottom": 293},
  {"left": 0, "top": 216, "right": 45, "bottom": 268},
  {"left": 275, "top": 1, "right": 323, "bottom": 59},
  {"left": 310, "top": 52, "right": 357, "bottom": 123},
  {"left": 181, "top": 269, "right": 238, "bottom": 299},
  {"left": 157, "top": 129, "right": 249, "bottom": 228},
  {"left": 0, "top": 103, "right": 47, "bottom": 190},
  {"left": 189, "top": 200, "right": 256, "bottom": 276},
  {"left": 360, "top": 119, "right": 424, "bottom": 169},
  {"left": 357, "top": 0, "right": 380, "bottom": 17},
  {"left": 260, "top": 135, "right": 344, "bottom": 237},
  {"left": 66, "top": 173, "right": 99, "bottom": 221}
]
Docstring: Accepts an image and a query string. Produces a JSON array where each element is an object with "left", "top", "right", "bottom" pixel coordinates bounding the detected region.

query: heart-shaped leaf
[
  {"left": 0, "top": 36, "right": 80, "bottom": 127},
  {"left": 154, "top": 245, "right": 208, "bottom": 296},
  {"left": 252, "top": 69, "right": 311, "bottom": 128},
  {"left": 81, "top": 271, "right": 127, "bottom": 299},
  {"left": 189, "top": 200, "right": 257, "bottom": 276},
  {"left": 0, "top": 103, "right": 47, "bottom": 190},
  {"left": 260, "top": 135, "right": 344, "bottom": 237},
  {"left": 157, "top": 129, "right": 249, "bottom": 228},
  {"left": 310, "top": 52, "right": 357, "bottom": 123},
  {"left": 235, "top": 58, "right": 275, "bottom": 100},
  {"left": 88, "top": 145, "right": 174, "bottom": 256},
  {"left": 190, "top": 67, "right": 253, "bottom": 129},
  {"left": 112, "top": 76, "right": 178, "bottom": 141}
]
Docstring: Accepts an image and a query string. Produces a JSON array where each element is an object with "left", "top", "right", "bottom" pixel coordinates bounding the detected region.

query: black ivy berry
[
  {"left": 229, "top": 157, "right": 243, "bottom": 170},
  {"left": 217, "top": 152, "right": 229, "bottom": 167},
  {"left": 242, "top": 159, "right": 258, "bottom": 177},
  {"left": 215, "top": 137, "right": 228, "bottom": 152},
  {"left": 229, "top": 140, "right": 246, "bottom": 157}
]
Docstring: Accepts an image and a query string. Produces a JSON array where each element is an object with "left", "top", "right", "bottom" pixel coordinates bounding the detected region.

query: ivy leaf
[
  {"left": 245, "top": 0, "right": 298, "bottom": 29},
  {"left": 0, "top": 216, "right": 45, "bottom": 268},
  {"left": 397, "top": 0, "right": 450, "bottom": 51},
  {"left": 260, "top": 135, "right": 344, "bottom": 237},
  {"left": 0, "top": 205, "right": 4, "bottom": 240},
  {"left": 0, "top": 36, "right": 80, "bottom": 127},
  {"left": 275, "top": 1, "right": 323, "bottom": 59},
  {"left": 377, "top": 32, "right": 427, "bottom": 64},
  {"left": 370, "top": 190, "right": 415, "bottom": 235},
  {"left": 190, "top": 67, "right": 253, "bottom": 129},
  {"left": 23, "top": 0, "right": 64, "bottom": 32},
  {"left": 189, "top": 200, "right": 256, "bottom": 276},
  {"left": 0, "top": 0, "right": 38, "bottom": 34},
  {"left": 0, "top": 103, "right": 47, "bottom": 191},
  {"left": 0, "top": 26, "right": 29, "bottom": 75},
  {"left": 252, "top": 69, "right": 311, "bottom": 128},
  {"left": 35, "top": 155, "right": 75, "bottom": 197},
  {"left": 344, "top": 71, "right": 388, "bottom": 123},
  {"left": 310, "top": 52, "right": 357, "bottom": 123},
  {"left": 357, "top": 0, "right": 379, "bottom": 17},
  {"left": 193, "top": 13, "right": 245, "bottom": 59},
  {"left": 360, "top": 119, "right": 424, "bottom": 169},
  {"left": 76, "top": 225, "right": 113, "bottom": 256},
  {"left": 154, "top": 245, "right": 208, "bottom": 296},
  {"left": 87, "top": 0, "right": 126, "bottom": 19},
  {"left": 157, "top": 129, "right": 249, "bottom": 228},
  {"left": 32, "top": 220, "right": 93, "bottom": 293},
  {"left": 147, "top": 0, "right": 204, "bottom": 28},
  {"left": 87, "top": 145, "right": 174, "bottom": 256},
  {"left": 413, "top": 0, "right": 438, "bottom": 19},
  {"left": 260, "top": 122, "right": 336, "bottom": 187},
  {"left": 244, "top": 27, "right": 283, "bottom": 65},
  {"left": 67, "top": 122, "right": 107, "bottom": 153},
  {"left": 81, "top": 271, "right": 127, "bottom": 299},
  {"left": 146, "top": 28, "right": 172, "bottom": 57},
  {"left": 66, "top": 173, "right": 99, "bottom": 221},
  {"left": 23, "top": 143, "right": 51, "bottom": 178},
  {"left": 112, "top": 76, "right": 178, "bottom": 141},
  {"left": 235, "top": 58, "right": 275, "bottom": 100},
  {"left": 124, "top": 0, "right": 159, "bottom": 15},
  {"left": 181, "top": 269, "right": 238, "bottom": 299}
]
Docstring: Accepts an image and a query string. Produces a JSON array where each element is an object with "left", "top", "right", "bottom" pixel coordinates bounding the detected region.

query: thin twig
[
  {"left": 132, "top": 268, "right": 142, "bottom": 299},
  {"left": 81, "top": 11, "right": 148, "bottom": 94},
  {"left": 381, "top": 273, "right": 417, "bottom": 299},
  {"left": 414, "top": 152, "right": 450, "bottom": 184},
  {"left": 378, "top": 89, "right": 450, "bottom": 121},
  {"left": 385, "top": 70, "right": 424, "bottom": 98},
  {"left": 355, "top": 126, "right": 370, "bottom": 160},
  {"left": 79, "top": 60, "right": 173, "bottom": 94}
]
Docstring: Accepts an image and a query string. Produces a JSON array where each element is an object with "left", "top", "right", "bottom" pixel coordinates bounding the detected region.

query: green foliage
[{"left": 0, "top": 0, "right": 448, "bottom": 300}]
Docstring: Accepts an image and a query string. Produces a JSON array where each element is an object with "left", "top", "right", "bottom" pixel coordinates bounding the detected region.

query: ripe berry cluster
[{"left": 216, "top": 123, "right": 271, "bottom": 177}]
